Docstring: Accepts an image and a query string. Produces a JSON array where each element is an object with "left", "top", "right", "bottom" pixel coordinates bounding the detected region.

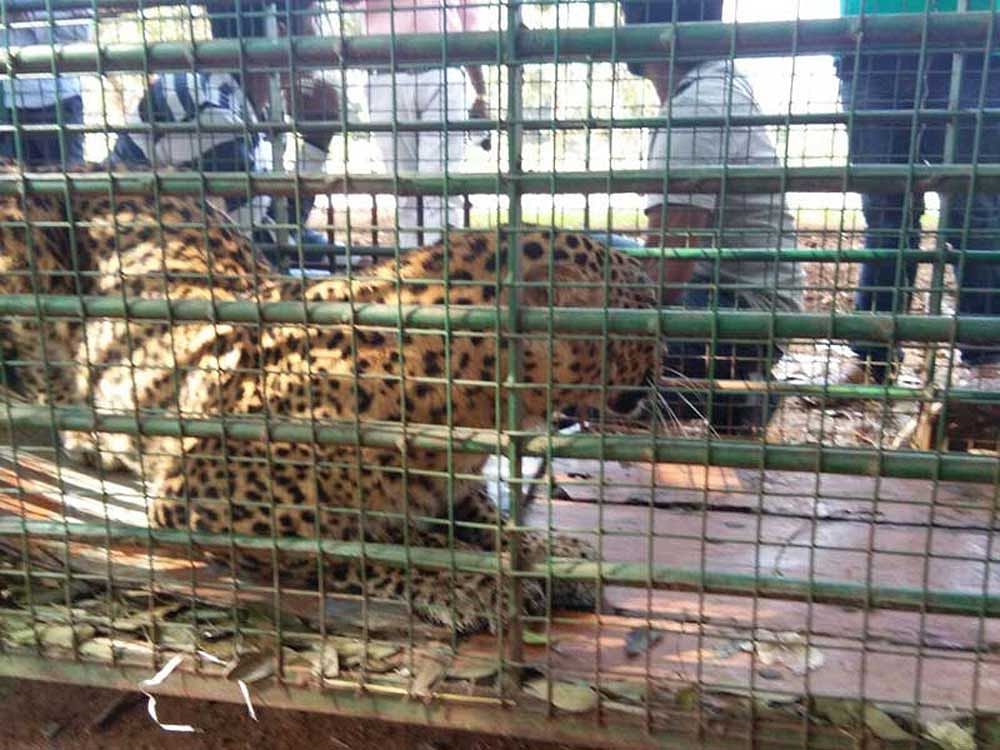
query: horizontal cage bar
[
  {"left": 2, "top": 519, "right": 997, "bottom": 616},
  {"left": 3, "top": 403, "right": 998, "bottom": 483},
  {"left": 2, "top": 165, "right": 1000, "bottom": 197},
  {"left": 1, "top": 294, "right": 998, "bottom": 344},
  {"left": 0, "top": 14, "right": 995, "bottom": 71}
]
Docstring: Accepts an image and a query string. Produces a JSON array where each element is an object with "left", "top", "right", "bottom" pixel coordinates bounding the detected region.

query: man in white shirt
[
  {"left": 623, "top": 0, "right": 803, "bottom": 435},
  {"left": 341, "top": 0, "right": 490, "bottom": 247}
]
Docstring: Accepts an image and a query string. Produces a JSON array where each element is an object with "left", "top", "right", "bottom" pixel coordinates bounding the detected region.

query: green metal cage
[{"left": 1, "top": 2, "right": 999, "bottom": 747}]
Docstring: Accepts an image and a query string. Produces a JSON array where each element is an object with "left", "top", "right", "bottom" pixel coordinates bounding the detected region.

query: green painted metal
[
  {"left": 3, "top": 403, "right": 997, "bottom": 483},
  {"left": 0, "top": 13, "right": 994, "bottom": 67},
  {"left": 26, "top": 107, "right": 992, "bottom": 144},
  {"left": 1, "top": 164, "right": 1000, "bottom": 197},
  {"left": 259, "top": 242, "right": 1000, "bottom": 263},
  {"left": 0, "top": 293, "right": 998, "bottom": 344},
  {"left": 4, "top": 519, "right": 997, "bottom": 616},
  {"left": 502, "top": 0, "right": 528, "bottom": 668}
]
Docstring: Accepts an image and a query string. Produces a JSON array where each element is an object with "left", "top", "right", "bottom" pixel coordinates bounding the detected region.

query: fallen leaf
[
  {"left": 224, "top": 649, "right": 276, "bottom": 684},
  {"left": 329, "top": 637, "right": 401, "bottom": 668},
  {"left": 864, "top": 707, "right": 913, "bottom": 742},
  {"left": 411, "top": 649, "right": 451, "bottom": 700},
  {"left": 926, "top": 721, "right": 976, "bottom": 750},
  {"left": 748, "top": 631, "right": 824, "bottom": 675},
  {"left": 813, "top": 698, "right": 914, "bottom": 742},
  {"left": 446, "top": 657, "right": 498, "bottom": 682},
  {"left": 524, "top": 679, "right": 598, "bottom": 713},
  {"left": 40, "top": 624, "right": 97, "bottom": 649},
  {"left": 674, "top": 684, "right": 700, "bottom": 711},
  {"left": 3, "top": 627, "right": 41, "bottom": 647},
  {"left": 716, "top": 687, "right": 800, "bottom": 706},
  {"left": 603, "top": 700, "right": 647, "bottom": 716},
  {"left": 624, "top": 627, "right": 663, "bottom": 658},
  {"left": 598, "top": 680, "right": 647, "bottom": 705},
  {"left": 78, "top": 638, "right": 116, "bottom": 661},
  {"left": 309, "top": 646, "right": 340, "bottom": 680},
  {"left": 110, "top": 604, "right": 183, "bottom": 633},
  {"left": 812, "top": 697, "right": 863, "bottom": 729}
]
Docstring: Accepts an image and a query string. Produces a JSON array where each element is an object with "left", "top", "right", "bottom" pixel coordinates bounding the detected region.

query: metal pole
[{"left": 503, "top": 0, "right": 525, "bottom": 685}]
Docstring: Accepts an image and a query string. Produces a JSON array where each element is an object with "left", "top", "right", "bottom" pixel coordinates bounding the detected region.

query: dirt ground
[{"left": 0, "top": 678, "right": 577, "bottom": 750}]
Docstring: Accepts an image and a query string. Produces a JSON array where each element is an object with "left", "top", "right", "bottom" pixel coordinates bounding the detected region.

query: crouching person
[
  {"left": 622, "top": 0, "right": 803, "bottom": 436},
  {"left": 110, "top": 0, "right": 341, "bottom": 268}
]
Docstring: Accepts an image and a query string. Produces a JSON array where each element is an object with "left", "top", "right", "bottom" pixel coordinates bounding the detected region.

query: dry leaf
[
  {"left": 926, "top": 721, "right": 976, "bottom": 750},
  {"left": 598, "top": 681, "right": 647, "bottom": 705},
  {"left": 812, "top": 697, "right": 862, "bottom": 728},
  {"left": 78, "top": 638, "right": 116, "bottom": 661},
  {"left": 813, "top": 698, "right": 913, "bottom": 742},
  {"left": 309, "top": 646, "right": 340, "bottom": 680},
  {"left": 110, "top": 604, "right": 183, "bottom": 633},
  {"left": 4, "top": 627, "right": 41, "bottom": 647},
  {"left": 446, "top": 657, "right": 498, "bottom": 682},
  {"left": 743, "top": 631, "right": 824, "bottom": 675},
  {"left": 79, "top": 637, "right": 155, "bottom": 662},
  {"left": 38, "top": 624, "right": 97, "bottom": 649},
  {"left": 675, "top": 684, "right": 700, "bottom": 711},
  {"left": 603, "top": 700, "right": 647, "bottom": 716},
  {"left": 411, "top": 649, "right": 451, "bottom": 700},
  {"left": 864, "top": 707, "right": 914, "bottom": 742},
  {"left": 525, "top": 679, "right": 599, "bottom": 713},
  {"left": 224, "top": 649, "right": 276, "bottom": 684},
  {"left": 715, "top": 687, "right": 800, "bottom": 706}
]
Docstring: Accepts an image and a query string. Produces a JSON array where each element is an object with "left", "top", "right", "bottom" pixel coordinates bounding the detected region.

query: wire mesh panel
[{"left": 0, "top": 1, "right": 999, "bottom": 747}]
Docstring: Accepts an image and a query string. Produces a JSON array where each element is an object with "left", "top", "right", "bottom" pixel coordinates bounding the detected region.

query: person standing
[
  {"left": 0, "top": 8, "right": 92, "bottom": 166},
  {"left": 836, "top": 0, "right": 1000, "bottom": 387},
  {"left": 342, "top": 0, "right": 490, "bottom": 247},
  {"left": 622, "top": 0, "right": 803, "bottom": 435}
]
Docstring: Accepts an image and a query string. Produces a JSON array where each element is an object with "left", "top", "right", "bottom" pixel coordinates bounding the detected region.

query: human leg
[
  {"left": 937, "top": 54, "right": 1000, "bottom": 369},
  {"left": 368, "top": 71, "right": 422, "bottom": 247},
  {"left": 660, "top": 288, "right": 783, "bottom": 436},
  {"left": 411, "top": 68, "right": 468, "bottom": 245},
  {"left": 837, "top": 53, "right": 924, "bottom": 381}
]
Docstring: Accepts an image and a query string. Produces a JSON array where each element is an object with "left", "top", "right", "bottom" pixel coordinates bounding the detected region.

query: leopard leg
[
  {"left": 318, "top": 556, "right": 545, "bottom": 633},
  {"left": 447, "top": 484, "right": 599, "bottom": 612},
  {"left": 516, "top": 528, "right": 599, "bottom": 612}
]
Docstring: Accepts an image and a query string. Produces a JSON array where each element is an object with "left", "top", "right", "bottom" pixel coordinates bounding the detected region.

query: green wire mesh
[{"left": 0, "top": 2, "right": 999, "bottom": 748}]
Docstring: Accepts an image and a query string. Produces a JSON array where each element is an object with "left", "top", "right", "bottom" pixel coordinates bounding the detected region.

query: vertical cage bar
[
  {"left": 503, "top": 0, "right": 525, "bottom": 680},
  {"left": 266, "top": 0, "right": 288, "bottom": 250}
]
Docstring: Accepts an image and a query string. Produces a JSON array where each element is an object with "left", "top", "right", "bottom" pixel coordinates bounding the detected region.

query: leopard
[{"left": 0, "top": 181, "right": 659, "bottom": 631}]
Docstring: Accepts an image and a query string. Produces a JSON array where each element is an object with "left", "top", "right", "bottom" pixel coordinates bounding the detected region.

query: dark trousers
[
  {"left": 660, "top": 288, "right": 782, "bottom": 435},
  {"left": 594, "top": 233, "right": 782, "bottom": 434},
  {"left": 0, "top": 96, "right": 85, "bottom": 167},
  {"left": 837, "top": 53, "right": 1000, "bottom": 368}
]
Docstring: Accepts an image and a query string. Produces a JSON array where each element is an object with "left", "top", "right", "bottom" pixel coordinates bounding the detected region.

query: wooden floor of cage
[{"left": 1, "top": 434, "right": 999, "bottom": 738}]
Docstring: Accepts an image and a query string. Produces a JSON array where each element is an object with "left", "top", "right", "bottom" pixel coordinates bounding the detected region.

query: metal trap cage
[{"left": 1, "top": 1, "right": 999, "bottom": 747}]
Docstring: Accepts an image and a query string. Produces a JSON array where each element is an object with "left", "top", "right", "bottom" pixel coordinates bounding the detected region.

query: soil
[{"left": 0, "top": 678, "right": 577, "bottom": 750}]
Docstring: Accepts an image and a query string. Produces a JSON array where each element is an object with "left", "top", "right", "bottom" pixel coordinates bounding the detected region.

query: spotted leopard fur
[{"left": 0, "top": 184, "right": 658, "bottom": 631}]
